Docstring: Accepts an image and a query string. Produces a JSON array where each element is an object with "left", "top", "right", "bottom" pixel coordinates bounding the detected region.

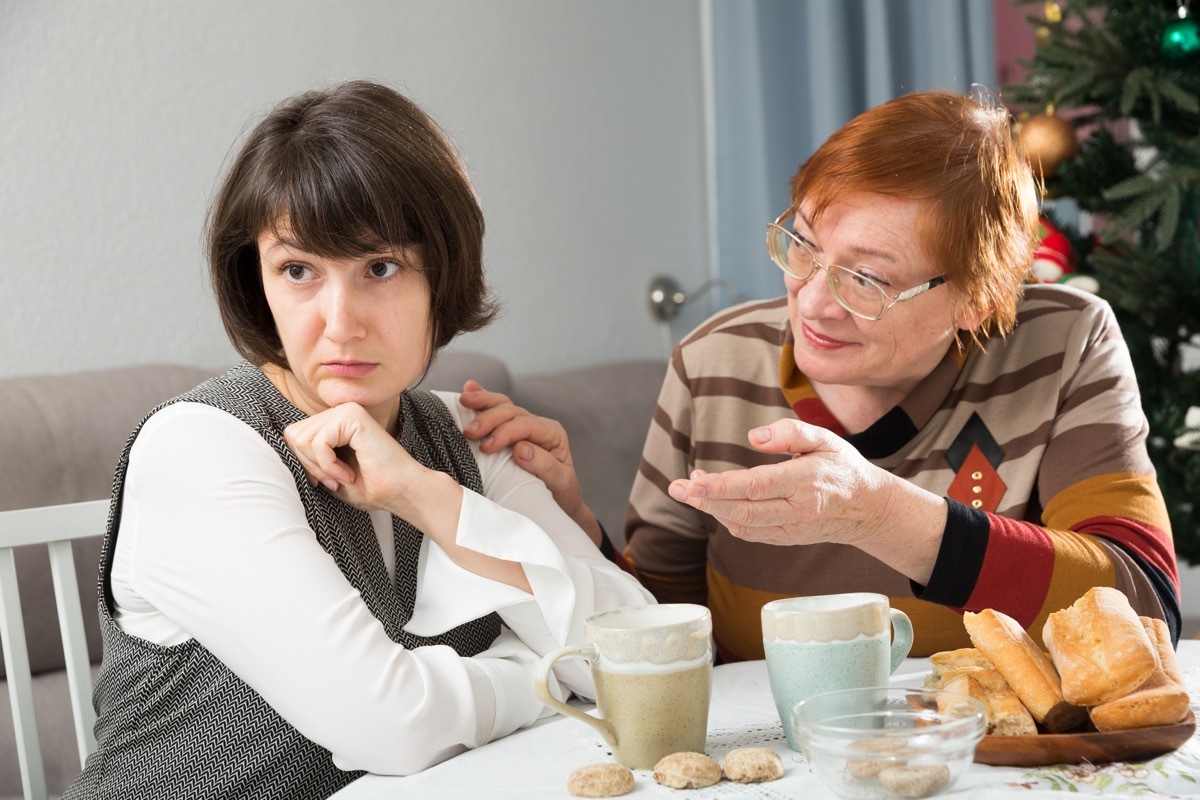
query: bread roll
[
  {"left": 1089, "top": 669, "right": 1190, "bottom": 731},
  {"left": 924, "top": 648, "right": 994, "bottom": 689},
  {"left": 1141, "top": 616, "right": 1184, "bottom": 686},
  {"left": 939, "top": 666, "right": 1011, "bottom": 694},
  {"left": 942, "top": 672, "right": 1037, "bottom": 736},
  {"left": 1043, "top": 587, "right": 1157, "bottom": 706},
  {"left": 962, "top": 609, "right": 1086, "bottom": 732},
  {"left": 1089, "top": 615, "right": 1191, "bottom": 732}
]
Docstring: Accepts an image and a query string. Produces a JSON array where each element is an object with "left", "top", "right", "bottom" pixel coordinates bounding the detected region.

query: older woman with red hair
[{"left": 464, "top": 89, "right": 1179, "bottom": 662}]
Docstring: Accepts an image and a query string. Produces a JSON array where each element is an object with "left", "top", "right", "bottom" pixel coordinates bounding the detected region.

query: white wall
[{"left": 0, "top": 0, "right": 709, "bottom": 379}]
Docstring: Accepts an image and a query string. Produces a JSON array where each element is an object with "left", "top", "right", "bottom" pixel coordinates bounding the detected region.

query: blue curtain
[{"left": 709, "top": 0, "right": 997, "bottom": 302}]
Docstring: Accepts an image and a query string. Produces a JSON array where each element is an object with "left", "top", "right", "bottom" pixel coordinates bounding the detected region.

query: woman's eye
[
  {"left": 368, "top": 260, "right": 401, "bottom": 279},
  {"left": 851, "top": 269, "right": 888, "bottom": 289},
  {"left": 283, "top": 264, "right": 313, "bottom": 282}
]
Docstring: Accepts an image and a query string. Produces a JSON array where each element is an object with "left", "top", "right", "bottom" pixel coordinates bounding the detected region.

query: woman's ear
[{"left": 954, "top": 298, "right": 990, "bottom": 334}]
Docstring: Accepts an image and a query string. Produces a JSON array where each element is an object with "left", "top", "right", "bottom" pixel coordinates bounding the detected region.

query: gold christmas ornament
[
  {"left": 1037, "top": 1, "right": 1063, "bottom": 44},
  {"left": 1017, "top": 108, "right": 1078, "bottom": 179}
]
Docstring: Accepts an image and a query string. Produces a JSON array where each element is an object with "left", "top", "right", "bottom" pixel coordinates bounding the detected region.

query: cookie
[
  {"left": 845, "top": 736, "right": 911, "bottom": 779},
  {"left": 877, "top": 764, "right": 950, "bottom": 798},
  {"left": 566, "top": 763, "right": 635, "bottom": 798},
  {"left": 652, "top": 751, "right": 722, "bottom": 789},
  {"left": 721, "top": 747, "right": 784, "bottom": 783}
]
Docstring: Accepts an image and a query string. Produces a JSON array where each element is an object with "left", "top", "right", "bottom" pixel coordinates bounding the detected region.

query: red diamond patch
[{"left": 946, "top": 443, "right": 1006, "bottom": 513}]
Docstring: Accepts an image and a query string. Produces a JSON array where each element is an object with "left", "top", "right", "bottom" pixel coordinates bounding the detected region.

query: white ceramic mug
[
  {"left": 534, "top": 604, "right": 713, "bottom": 769},
  {"left": 762, "top": 593, "right": 913, "bottom": 750}
]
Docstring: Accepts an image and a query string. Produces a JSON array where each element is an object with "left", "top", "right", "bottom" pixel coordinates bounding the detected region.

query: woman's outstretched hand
[
  {"left": 459, "top": 380, "right": 603, "bottom": 546},
  {"left": 666, "top": 418, "right": 946, "bottom": 585}
]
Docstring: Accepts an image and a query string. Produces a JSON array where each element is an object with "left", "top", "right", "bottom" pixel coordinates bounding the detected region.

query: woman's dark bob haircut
[{"left": 206, "top": 80, "right": 497, "bottom": 368}]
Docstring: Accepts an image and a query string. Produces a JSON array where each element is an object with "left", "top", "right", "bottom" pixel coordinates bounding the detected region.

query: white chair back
[{"left": 0, "top": 500, "right": 107, "bottom": 800}]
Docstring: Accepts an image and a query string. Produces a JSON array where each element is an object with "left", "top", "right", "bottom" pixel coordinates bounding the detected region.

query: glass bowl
[{"left": 792, "top": 686, "right": 986, "bottom": 800}]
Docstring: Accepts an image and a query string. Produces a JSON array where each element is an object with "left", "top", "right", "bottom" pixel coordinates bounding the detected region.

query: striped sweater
[{"left": 622, "top": 284, "right": 1178, "bottom": 661}]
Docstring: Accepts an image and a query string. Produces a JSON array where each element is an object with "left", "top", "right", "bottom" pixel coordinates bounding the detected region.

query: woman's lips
[
  {"left": 801, "top": 323, "right": 852, "bottom": 351},
  {"left": 324, "top": 361, "right": 377, "bottom": 377}
]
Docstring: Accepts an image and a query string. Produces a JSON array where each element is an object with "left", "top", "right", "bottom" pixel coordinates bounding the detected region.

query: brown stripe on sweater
[
  {"left": 949, "top": 353, "right": 1063, "bottom": 405},
  {"left": 691, "top": 375, "right": 785, "bottom": 405},
  {"left": 1014, "top": 303, "right": 1074, "bottom": 327},
  {"left": 1097, "top": 320, "right": 1126, "bottom": 345},
  {"left": 668, "top": 346, "right": 688, "bottom": 383},
  {"left": 1022, "top": 283, "right": 1092, "bottom": 310},
  {"left": 693, "top": 440, "right": 789, "bottom": 469},
  {"left": 681, "top": 297, "right": 787, "bottom": 343},
  {"left": 1093, "top": 536, "right": 1166, "bottom": 620},
  {"left": 1039, "top": 423, "right": 1155, "bottom": 500},
  {"left": 708, "top": 320, "right": 790, "bottom": 347},
  {"left": 987, "top": 417, "right": 1057, "bottom": 463},
  {"left": 709, "top": 536, "right": 911, "bottom": 596},
  {"left": 890, "top": 449, "right": 956, "bottom": 482},
  {"left": 1057, "top": 371, "right": 1139, "bottom": 416},
  {"left": 650, "top": 403, "right": 695, "bottom": 454},
  {"left": 636, "top": 454, "right": 680, "bottom": 497}
]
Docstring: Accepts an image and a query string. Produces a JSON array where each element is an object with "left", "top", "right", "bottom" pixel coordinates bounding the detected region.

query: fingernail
[
  {"left": 483, "top": 436, "right": 495, "bottom": 448},
  {"left": 690, "top": 484, "right": 707, "bottom": 498},
  {"left": 668, "top": 484, "right": 688, "bottom": 502},
  {"left": 516, "top": 443, "right": 532, "bottom": 461},
  {"left": 690, "top": 469, "right": 704, "bottom": 480},
  {"left": 323, "top": 479, "right": 339, "bottom": 492},
  {"left": 465, "top": 421, "right": 479, "bottom": 433},
  {"left": 750, "top": 427, "right": 771, "bottom": 443}
]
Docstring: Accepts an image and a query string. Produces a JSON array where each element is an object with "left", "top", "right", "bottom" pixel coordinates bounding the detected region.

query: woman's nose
[
  {"left": 792, "top": 267, "right": 847, "bottom": 319},
  {"left": 322, "top": 285, "right": 367, "bottom": 342}
]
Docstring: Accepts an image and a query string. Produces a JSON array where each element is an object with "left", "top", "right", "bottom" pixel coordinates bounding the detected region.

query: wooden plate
[{"left": 974, "top": 712, "right": 1196, "bottom": 767}]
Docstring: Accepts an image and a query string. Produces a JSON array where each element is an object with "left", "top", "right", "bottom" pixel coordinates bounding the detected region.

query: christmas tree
[{"left": 1004, "top": 0, "right": 1200, "bottom": 562}]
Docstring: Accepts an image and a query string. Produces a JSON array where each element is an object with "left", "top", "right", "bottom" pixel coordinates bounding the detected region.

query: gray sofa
[{"left": 0, "top": 351, "right": 666, "bottom": 798}]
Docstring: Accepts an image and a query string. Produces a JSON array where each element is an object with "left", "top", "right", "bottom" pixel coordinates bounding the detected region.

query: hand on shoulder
[{"left": 459, "top": 379, "right": 602, "bottom": 545}]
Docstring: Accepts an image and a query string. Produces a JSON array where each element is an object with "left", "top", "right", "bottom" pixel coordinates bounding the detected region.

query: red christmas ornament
[{"left": 1031, "top": 217, "right": 1074, "bottom": 282}]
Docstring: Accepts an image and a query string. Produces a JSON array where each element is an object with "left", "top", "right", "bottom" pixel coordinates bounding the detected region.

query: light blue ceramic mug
[{"left": 762, "top": 593, "right": 913, "bottom": 751}]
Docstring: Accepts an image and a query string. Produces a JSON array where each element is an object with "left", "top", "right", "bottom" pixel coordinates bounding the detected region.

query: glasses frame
[{"left": 767, "top": 212, "right": 947, "bottom": 321}]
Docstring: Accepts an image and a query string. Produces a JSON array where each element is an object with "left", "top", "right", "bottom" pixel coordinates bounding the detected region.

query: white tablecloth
[{"left": 330, "top": 640, "right": 1200, "bottom": 799}]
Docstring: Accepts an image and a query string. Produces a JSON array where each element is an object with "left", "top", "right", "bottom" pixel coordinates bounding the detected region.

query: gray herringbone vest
[{"left": 65, "top": 362, "right": 501, "bottom": 800}]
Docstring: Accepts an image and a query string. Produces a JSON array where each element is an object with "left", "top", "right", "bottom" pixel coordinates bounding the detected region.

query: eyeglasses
[{"left": 766, "top": 212, "right": 947, "bottom": 321}]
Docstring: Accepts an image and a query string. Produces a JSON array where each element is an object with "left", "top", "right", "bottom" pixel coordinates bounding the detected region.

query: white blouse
[{"left": 110, "top": 391, "right": 653, "bottom": 776}]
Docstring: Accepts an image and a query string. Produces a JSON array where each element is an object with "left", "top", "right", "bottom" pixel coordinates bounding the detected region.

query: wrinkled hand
[
  {"left": 667, "top": 419, "right": 895, "bottom": 548},
  {"left": 667, "top": 418, "right": 946, "bottom": 583},
  {"left": 459, "top": 380, "right": 601, "bottom": 543},
  {"left": 283, "top": 402, "right": 427, "bottom": 515}
]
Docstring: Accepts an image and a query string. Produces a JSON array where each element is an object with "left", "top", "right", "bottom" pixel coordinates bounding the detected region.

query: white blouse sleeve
[
  {"left": 115, "top": 403, "right": 544, "bottom": 775},
  {"left": 408, "top": 392, "right": 654, "bottom": 698}
]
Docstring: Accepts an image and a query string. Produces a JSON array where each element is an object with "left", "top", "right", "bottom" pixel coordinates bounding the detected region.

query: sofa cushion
[
  {"left": 423, "top": 349, "right": 513, "bottom": 396},
  {"left": 511, "top": 359, "right": 665, "bottom": 546},
  {"left": 0, "top": 364, "right": 221, "bottom": 679}
]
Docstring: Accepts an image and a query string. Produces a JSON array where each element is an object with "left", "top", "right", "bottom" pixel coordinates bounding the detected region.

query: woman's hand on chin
[{"left": 283, "top": 402, "right": 447, "bottom": 520}]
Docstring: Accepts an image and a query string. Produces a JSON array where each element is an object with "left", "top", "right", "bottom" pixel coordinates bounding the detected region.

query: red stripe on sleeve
[
  {"left": 964, "top": 515, "right": 1055, "bottom": 627},
  {"left": 1074, "top": 515, "right": 1179, "bottom": 590}
]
